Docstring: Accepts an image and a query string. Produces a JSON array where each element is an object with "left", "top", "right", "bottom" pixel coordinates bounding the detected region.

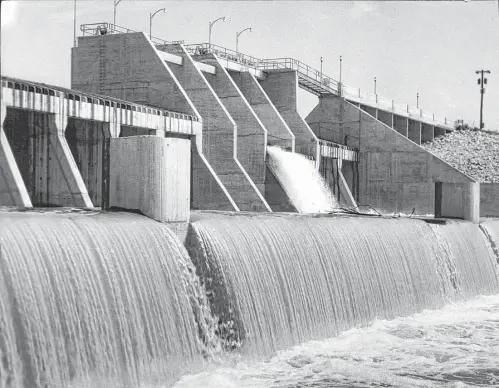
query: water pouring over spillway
[
  {"left": 266, "top": 146, "right": 337, "bottom": 213},
  {"left": 1, "top": 210, "right": 499, "bottom": 387}
]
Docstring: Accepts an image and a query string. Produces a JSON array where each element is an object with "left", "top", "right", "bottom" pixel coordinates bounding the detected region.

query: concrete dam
[{"left": 1, "top": 22, "right": 499, "bottom": 388}]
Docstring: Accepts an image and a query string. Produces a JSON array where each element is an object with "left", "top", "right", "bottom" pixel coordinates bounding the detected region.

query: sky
[{"left": 1, "top": 0, "right": 498, "bottom": 130}]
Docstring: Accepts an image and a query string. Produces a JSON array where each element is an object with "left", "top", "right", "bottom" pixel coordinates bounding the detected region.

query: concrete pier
[
  {"left": 109, "top": 136, "right": 190, "bottom": 222},
  {"left": 2, "top": 108, "right": 92, "bottom": 207},
  {"left": 159, "top": 44, "right": 270, "bottom": 211},
  {"left": 435, "top": 182, "right": 480, "bottom": 223},
  {"left": 194, "top": 54, "right": 269, "bottom": 199},
  {"left": 259, "top": 70, "right": 319, "bottom": 161},
  {"left": 0, "top": 104, "right": 32, "bottom": 207},
  {"left": 230, "top": 71, "right": 295, "bottom": 151},
  {"left": 306, "top": 95, "right": 476, "bottom": 215}
]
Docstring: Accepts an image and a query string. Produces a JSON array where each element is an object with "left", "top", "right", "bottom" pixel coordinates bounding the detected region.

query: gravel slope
[{"left": 421, "top": 129, "right": 499, "bottom": 183}]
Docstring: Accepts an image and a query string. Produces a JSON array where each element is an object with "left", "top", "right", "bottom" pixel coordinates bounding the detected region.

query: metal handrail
[
  {"left": 78, "top": 22, "right": 454, "bottom": 129},
  {"left": 80, "top": 22, "right": 170, "bottom": 46}
]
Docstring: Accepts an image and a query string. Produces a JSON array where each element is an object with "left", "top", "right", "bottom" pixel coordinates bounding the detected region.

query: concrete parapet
[
  {"left": 160, "top": 45, "right": 270, "bottom": 211},
  {"left": 230, "top": 71, "right": 295, "bottom": 151},
  {"left": 0, "top": 104, "right": 32, "bottom": 207},
  {"left": 421, "top": 123, "right": 434, "bottom": 143},
  {"left": 408, "top": 119, "right": 422, "bottom": 145},
  {"left": 435, "top": 182, "right": 480, "bottom": 223},
  {"left": 2, "top": 107, "right": 92, "bottom": 208},
  {"left": 259, "top": 70, "right": 319, "bottom": 161},
  {"left": 109, "top": 136, "right": 190, "bottom": 222},
  {"left": 480, "top": 183, "right": 499, "bottom": 217},
  {"left": 393, "top": 115, "right": 409, "bottom": 137},
  {"left": 305, "top": 95, "right": 475, "bottom": 215},
  {"left": 195, "top": 55, "right": 268, "bottom": 197}
]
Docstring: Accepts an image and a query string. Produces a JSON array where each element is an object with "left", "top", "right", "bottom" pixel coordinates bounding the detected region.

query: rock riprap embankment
[{"left": 421, "top": 129, "right": 499, "bottom": 182}]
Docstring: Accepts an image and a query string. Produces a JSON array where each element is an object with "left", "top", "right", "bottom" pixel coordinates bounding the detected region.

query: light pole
[
  {"left": 113, "top": 0, "right": 124, "bottom": 25},
  {"left": 339, "top": 55, "right": 343, "bottom": 96},
  {"left": 476, "top": 69, "right": 491, "bottom": 129},
  {"left": 374, "top": 77, "right": 377, "bottom": 94},
  {"left": 417, "top": 92, "right": 419, "bottom": 109},
  {"left": 236, "top": 27, "right": 251, "bottom": 59},
  {"left": 73, "top": 0, "right": 77, "bottom": 47},
  {"left": 320, "top": 57, "right": 323, "bottom": 83},
  {"left": 209, "top": 16, "right": 227, "bottom": 49},
  {"left": 149, "top": 8, "right": 166, "bottom": 38}
]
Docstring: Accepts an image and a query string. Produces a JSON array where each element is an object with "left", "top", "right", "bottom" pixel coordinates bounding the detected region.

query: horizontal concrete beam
[
  {"left": 1, "top": 87, "right": 195, "bottom": 136},
  {"left": 194, "top": 61, "right": 216, "bottom": 75}
]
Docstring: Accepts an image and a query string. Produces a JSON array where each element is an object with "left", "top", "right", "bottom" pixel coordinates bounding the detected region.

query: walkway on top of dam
[
  {"left": 80, "top": 22, "right": 454, "bottom": 132},
  {"left": 1, "top": 75, "right": 199, "bottom": 137}
]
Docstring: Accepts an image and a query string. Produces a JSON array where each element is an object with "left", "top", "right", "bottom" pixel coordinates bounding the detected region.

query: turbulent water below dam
[{"left": 1, "top": 210, "right": 498, "bottom": 388}]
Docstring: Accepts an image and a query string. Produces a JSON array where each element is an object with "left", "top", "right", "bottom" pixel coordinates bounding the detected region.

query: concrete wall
[
  {"left": 109, "top": 136, "right": 190, "bottom": 222},
  {"left": 306, "top": 95, "right": 475, "bottom": 215},
  {"left": 435, "top": 182, "right": 480, "bottom": 223},
  {"left": 408, "top": 119, "right": 422, "bottom": 145},
  {"left": 0, "top": 104, "right": 32, "bottom": 207},
  {"left": 230, "top": 71, "right": 295, "bottom": 151},
  {"left": 259, "top": 70, "right": 319, "bottom": 160},
  {"left": 421, "top": 123, "right": 434, "bottom": 143},
  {"left": 72, "top": 34, "right": 242, "bottom": 211},
  {"left": 393, "top": 115, "right": 409, "bottom": 137},
  {"left": 160, "top": 45, "right": 270, "bottom": 211},
  {"left": 72, "top": 33, "right": 197, "bottom": 117},
  {"left": 66, "top": 118, "right": 110, "bottom": 207},
  {"left": 480, "top": 183, "right": 499, "bottom": 217},
  {"left": 195, "top": 55, "right": 268, "bottom": 197},
  {"left": 2, "top": 107, "right": 92, "bottom": 208},
  {"left": 264, "top": 165, "right": 297, "bottom": 212}
]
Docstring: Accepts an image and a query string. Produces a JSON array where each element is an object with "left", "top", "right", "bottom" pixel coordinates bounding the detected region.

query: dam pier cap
[{"left": 2, "top": 21, "right": 496, "bottom": 221}]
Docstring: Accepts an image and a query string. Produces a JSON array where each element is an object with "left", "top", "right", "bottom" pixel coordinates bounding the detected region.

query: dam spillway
[{"left": 1, "top": 210, "right": 498, "bottom": 387}]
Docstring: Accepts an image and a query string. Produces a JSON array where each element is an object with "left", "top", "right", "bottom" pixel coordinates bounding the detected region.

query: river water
[{"left": 173, "top": 294, "right": 499, "bottom": 388}]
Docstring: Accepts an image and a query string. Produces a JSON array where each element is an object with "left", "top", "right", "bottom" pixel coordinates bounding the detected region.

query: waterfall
[
  {"left": 187, "top": 213, "right": 499, "bottom": 358},
  {"left": 267, "top": 146, "right": 337, "bottom": 213},
  {"left": 0, "top": 212, "right": 217, "bottom": 388}
]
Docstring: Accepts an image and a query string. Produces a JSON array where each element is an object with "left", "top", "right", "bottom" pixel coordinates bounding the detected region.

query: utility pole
[
  {"left": 209, "top": 16, "right": 227, "bottom": 49},
  {"left": 150, "top": 8, "right": 166, "bottom": 38},
  {"left": 417, "top": 92, "right": 419, "bottom": 109},
  {"left": 114, "top": 0, "right": 124, "bottom": 26},
  {"left": 374, "top": 77, "right": 377, "bottom": 94},
  {"left": 236, "top": 27, "right": 251, "bottom": 59},
  {"left": 73, "top": 0, "right": 77, "bottom": 47},
  {"left": 475, "top": 69, "right": 491, "bottom": 129},
  {"left": 339, "top": 55, "right": 343, "bottom": 96},
  {"left": 320, "top": 57, "right": 323, "bottom": 83}
]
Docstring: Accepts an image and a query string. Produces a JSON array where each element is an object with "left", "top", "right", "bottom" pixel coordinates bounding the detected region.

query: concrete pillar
[
  {"left": 435, "top": 182, "right": 480, "bottom": 223},
  {"left": 360, "top": 104, "right": 377, "bottom": 119},
  {"left": 305, "top": 94, "right": 361, "bottom": 149},
  {"left": 435, "top": 126, "right": 446, "bottom": 138},
  {"left": 393, "top": 115, "right": 409, "bottom": 137},
  {"left": 259, "top": 70, "right": 319, "bottom": 161},
  {"left": 408, "top": 119, "right": 422, "bottom": 145},
  {"left": 480, "top": 183, "right": 499, "bottom": 217},
  {"left": 264, "top": 165, "right": 297, "bottom": 212},
  {"left": 377, "top": 110, "right": 393, "bottom": 128},
  {"left": 162, "top": 45, "right": 270, "bottom": 212},
  {"left": 2, "top": 108, "right": 92, "bottom": 208},
  {"left": 0, "top": 104, "right": 32, "bottom": 207},
  {"left": 109, "top": 136, "right": 190, "bottom": 222},
  {"left": 65, "top": 119, "right": 111, "bottom": 207},
  {"left": 196, "top": 56, "right": 269, "bottom": 198},
  {"left": 421, "top": 123, "right": 434, "bottom": 143},
  {"left": 230, "top": 71, "right": 295, "bottom": 151}
]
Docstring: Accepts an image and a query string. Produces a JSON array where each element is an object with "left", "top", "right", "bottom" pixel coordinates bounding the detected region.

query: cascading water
[
  {"left": 186, "top": 213, "right": 499, "bottom": 359},
  {"left": 0, "top": 212, "right": 218, "bottom": 388},
  {"left": 266, "top": 146, "right": 337, "bottom": 213}
]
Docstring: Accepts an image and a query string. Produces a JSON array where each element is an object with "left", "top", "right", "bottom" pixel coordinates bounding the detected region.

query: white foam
[{"left": 267, "top": 146, "right": 337, "bottom": 213}]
